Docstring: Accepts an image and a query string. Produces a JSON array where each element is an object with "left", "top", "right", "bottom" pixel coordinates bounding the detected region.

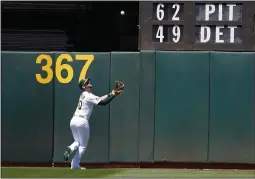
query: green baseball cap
[{"left": 78, "top": 77, "right": 90, "bottom": 90}]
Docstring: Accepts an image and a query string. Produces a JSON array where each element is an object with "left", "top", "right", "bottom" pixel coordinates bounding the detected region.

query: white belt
[{"left": 74, "top": 115, "right": 85, "bottom": 119}]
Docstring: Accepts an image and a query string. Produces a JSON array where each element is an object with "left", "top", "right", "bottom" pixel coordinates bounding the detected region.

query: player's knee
[
  {"left": 79, "top": 145, "right": 86, "bottom": 150},
  {"left": 74, "top": 141, "right": 80, "bottom": 147}
]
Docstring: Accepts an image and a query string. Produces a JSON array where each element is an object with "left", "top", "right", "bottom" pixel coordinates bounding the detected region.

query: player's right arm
[
  {"left": 86, "top": 92, "right": 115, "bottom": 106},
  {"left": 98, "top": 94, "right": 109, "bottom": 101},
  {"left": 87, "top": 89, "right": 121, "bottom": 106},
  {"left": 97, "top": 92, "right": 116, "bottom": 106}
]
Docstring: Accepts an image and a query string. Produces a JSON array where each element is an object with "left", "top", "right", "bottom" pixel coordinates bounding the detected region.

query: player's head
[{"left": 78, "top": 77, "right": 92, "bottom": 92}]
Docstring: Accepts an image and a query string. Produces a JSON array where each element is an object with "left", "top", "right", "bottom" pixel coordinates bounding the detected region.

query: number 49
[
  {"left": 156, "top": 25, "right": 181, "bottom": 43},
  {"left": 35, "top": 54, "right": 94, "bottom": 84}
]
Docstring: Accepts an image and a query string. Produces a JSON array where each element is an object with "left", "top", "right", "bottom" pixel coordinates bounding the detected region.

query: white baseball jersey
[{"left": 73, "top": 91, "right": 101, "bottom": 120}]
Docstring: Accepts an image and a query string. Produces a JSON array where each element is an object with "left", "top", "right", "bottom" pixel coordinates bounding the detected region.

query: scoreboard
[{"left": 139, "top": 1, "right": 255, "bottom": 51}]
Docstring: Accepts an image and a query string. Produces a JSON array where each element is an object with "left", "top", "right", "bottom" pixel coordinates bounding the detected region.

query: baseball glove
[{"left": 114, "top": 80, "right": 125, "bottom": 91}]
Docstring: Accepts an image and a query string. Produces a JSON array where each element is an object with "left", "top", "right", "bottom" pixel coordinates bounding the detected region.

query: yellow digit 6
[
  {"left": 76, "top": 55, "right": 94, "bottom": 82},
  {"left": 35, "top": 54, "right": 53, "bottom": 84},
  {"left": 56, "top": 54, "right": 74, "bottom": 84}
]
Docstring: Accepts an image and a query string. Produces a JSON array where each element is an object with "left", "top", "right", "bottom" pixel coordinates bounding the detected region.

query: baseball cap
[{"left": 78, "top": 77, "right": 90, "bottom": 90}]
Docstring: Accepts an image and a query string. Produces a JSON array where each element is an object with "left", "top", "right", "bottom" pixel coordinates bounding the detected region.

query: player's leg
[
  {"left": 64, "top": 118, "right": 80, "bottom": 162},
  {"left": 71, "top": 120, "right": 90, "bottom": 169}
]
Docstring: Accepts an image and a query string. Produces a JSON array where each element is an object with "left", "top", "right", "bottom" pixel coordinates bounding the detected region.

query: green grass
[{"left": 1, "top": 167, "right": 255, "bottom": 178}]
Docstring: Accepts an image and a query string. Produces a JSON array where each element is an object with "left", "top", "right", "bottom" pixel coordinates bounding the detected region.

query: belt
[{"left": 74, "top": 115, "right": 85, "bottom": 119}]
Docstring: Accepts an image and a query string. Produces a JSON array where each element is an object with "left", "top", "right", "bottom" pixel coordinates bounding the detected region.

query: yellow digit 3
[
  {"left": 35, "top": 54, "right": 53, "bottom": 84},
  {"left": 76, "top": 54, "right": 94, "bottom": 82}
]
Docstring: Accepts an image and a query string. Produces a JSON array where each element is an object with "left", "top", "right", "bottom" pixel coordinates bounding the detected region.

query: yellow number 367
[{"left": 35, "top": 54, "right": 94, "bottom": 84}]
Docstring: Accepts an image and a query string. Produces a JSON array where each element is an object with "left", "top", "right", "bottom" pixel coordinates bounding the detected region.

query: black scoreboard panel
[{"left": 139, "top": 1, "right": 255, "bottom": 51}]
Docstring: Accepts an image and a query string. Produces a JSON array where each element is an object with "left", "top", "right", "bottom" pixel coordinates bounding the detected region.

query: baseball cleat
[
  {"left": 64, "top": 147, "right": 71, "bottom": 162},
  {"left": 71, "top": 165, "right": 86, "bottom": 170}
]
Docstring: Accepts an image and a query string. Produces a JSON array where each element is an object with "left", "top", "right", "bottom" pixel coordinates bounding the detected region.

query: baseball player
[{"left": 63, "top": 77, "right": 124, "bottom": 169}]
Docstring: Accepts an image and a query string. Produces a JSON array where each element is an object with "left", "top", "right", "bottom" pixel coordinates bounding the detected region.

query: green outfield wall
[{"left": 1, "top": 51, "right": 254, "bottom": 164}]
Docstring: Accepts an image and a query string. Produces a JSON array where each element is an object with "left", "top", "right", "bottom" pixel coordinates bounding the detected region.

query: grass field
[{"left": 1, "top": 167, "right": 255, "bottom": 178}]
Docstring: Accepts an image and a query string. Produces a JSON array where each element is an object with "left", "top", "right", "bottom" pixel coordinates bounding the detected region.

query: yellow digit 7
[
  {"left": 35, "top": 54, "right": 53, "bottom": 84},
  {"left": 75, "top": 55, "right": 94, "bottom": 82}
]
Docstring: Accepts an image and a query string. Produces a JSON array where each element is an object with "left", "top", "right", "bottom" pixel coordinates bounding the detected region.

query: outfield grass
[{"left": 1, "top": 167, "right": 255, "bottom": 178}]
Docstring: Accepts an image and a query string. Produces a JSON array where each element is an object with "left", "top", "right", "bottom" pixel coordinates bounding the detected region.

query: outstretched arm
[
  {"left": 99, "top": 94, "right": 109, "bottom": 101},
  {"left": 98, "top": 92, "right": 116, "bottom": 106}
]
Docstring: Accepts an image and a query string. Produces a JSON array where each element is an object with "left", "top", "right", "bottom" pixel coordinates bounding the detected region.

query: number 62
[{"left": 35, "top": 54, "right": 94, "bottom": 84}]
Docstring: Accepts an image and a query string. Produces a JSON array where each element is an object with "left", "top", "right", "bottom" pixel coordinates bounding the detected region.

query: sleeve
[{"left": 86, "top": 93, "right": 102, "bottom": 105}]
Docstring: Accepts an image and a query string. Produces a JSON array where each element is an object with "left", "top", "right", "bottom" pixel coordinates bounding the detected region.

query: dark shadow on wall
[{"left": 1, "top": 1, "right": 139, "bottom": 52}]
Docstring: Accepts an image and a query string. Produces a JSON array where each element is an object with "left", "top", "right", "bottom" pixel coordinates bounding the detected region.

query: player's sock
[{"left": 71, "top": 146, "right": 86, "bottom": 167}]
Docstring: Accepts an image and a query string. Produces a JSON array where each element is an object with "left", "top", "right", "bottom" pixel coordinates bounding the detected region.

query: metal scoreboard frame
[{"left": 139, "top": 1, "right": 255, "bottom": 51}]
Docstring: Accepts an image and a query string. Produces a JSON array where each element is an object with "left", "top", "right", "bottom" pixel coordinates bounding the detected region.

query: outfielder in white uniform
[{"left": 63, "top": 77, "right": 123, "bottom": 169}]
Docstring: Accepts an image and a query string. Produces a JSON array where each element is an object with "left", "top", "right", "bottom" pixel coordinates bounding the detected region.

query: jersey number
[{"left": 78, "top": 101, "right": 82, "bottom": 110}]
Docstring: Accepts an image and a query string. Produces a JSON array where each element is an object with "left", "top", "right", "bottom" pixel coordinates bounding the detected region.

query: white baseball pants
[{"left": 68, "top": 116, "right": 90, "bottom": 169}]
